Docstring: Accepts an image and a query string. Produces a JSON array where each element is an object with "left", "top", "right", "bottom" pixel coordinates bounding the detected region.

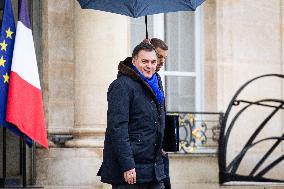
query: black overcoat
[{"left": 98, "top": 57, "right": 166, "bottom": 185}]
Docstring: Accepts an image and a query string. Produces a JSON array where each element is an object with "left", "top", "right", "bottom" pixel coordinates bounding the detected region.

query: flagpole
[
  {"left": 1, "top": 128, "right": 7, "bottom": 187},
  {"left": 23, "top": 141, "right": 26, "bottom": 187},
  {"left": 18, "top": 0, "right": 27, "bottom": 187},
  {"left": 19, "top": 135, "right": 26, "bottom": 187},
  {"left": 3, "top": 128, "right": 6, "bottom": 182}
]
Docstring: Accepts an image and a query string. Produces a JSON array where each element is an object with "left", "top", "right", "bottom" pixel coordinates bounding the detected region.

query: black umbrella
[{"left": 77, "top": 0, "right": 206, "bottom": 39}]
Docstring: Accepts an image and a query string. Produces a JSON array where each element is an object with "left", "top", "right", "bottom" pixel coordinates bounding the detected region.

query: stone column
[
  {"left": 37, "top": 1, "right": 129, "bottom": 188},
  {"left": 65, "top": 1, "right": 129, "bottom": 148},
  {"left": 203, "top": 0, "right": 218, "bottom": 111},
  {"left": 41, "top": 0, "right": 75, "bottom": 138}
]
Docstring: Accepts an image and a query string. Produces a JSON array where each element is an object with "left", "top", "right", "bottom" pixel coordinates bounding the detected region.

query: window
[{"left": 130, "top": 11, "right": 203, "bottom": 112}]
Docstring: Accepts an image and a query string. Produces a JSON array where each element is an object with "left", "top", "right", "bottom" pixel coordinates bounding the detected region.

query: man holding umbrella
[
  {"left": 145, "top": 38, "right": 168, "bottom": 72},
  {"left": 98, "top": 42, "right": 166, "bottom": 189}
]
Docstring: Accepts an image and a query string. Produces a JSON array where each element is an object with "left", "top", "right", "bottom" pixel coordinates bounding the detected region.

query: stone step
[
  {"left": 0, "top": 188, "right": 43, "bottom": 189},
  {"left": 171, "top": 183, "right": 284, "bottom": 189},
  {"left": 222, "top": 182, "right": 284, "bottom": 189},
  {"left": 0, "top": 178, "right": 43, "bottom": 188}
]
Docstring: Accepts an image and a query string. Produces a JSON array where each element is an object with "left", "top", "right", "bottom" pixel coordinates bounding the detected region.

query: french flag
[{"left": 6, "top": 0, "right": 48, "bottom": 148}]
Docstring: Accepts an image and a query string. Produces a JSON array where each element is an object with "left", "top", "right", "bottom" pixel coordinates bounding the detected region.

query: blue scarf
[{"left": 132, "top": 65, "right": 164, "bottom": 105}]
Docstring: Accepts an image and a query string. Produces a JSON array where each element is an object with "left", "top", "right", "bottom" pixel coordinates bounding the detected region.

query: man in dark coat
[{"left": 98, "top": 42, "right": 166, "bottom": 189}]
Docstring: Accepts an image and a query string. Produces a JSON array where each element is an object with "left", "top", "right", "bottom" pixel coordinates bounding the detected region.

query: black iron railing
[
  {"left": 168, "top": 111, "right": 223, "bottom": 154},
  {"left": 218, "top": 74, "right": 284, "bottom": 184},
  {"left": 0, "top": 128, "right": 35, "bottom": 188}
]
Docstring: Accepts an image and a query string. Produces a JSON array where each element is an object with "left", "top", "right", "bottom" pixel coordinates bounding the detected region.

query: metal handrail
[
  {"left": 167, "top": 111, "right": 223, "bottom": 154},
  {"left": 218, "top": 74, "right": 284, "bottom": 184}
]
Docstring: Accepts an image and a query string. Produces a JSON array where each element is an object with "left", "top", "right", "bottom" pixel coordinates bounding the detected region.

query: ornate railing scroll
[
  {"left": 167, "top": 112, "right": 223, "bottom": 154},
  {"left": 218, "top": 74, "right": 284, "bottom": 184}
]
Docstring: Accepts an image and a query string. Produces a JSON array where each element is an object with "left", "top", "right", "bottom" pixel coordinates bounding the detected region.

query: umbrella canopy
[
  {"left": 77, "top": 0, "right": 206, "bottom": 18},
  {"left": 77, "top": 0, "right": 206, "bottom": 38}
]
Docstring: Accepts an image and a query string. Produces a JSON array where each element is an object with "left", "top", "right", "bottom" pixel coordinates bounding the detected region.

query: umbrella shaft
[{"left": 145, "top": 16, "right": 148, "bottom": 39}]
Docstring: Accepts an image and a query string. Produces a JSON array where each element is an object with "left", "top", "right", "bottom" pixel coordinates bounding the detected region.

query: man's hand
[
  {"left": 123, "top": 168, "right": 136, "bottom": 184},
  {"left": 143, "top": 38, "right": 151, "bottom": 44},
  {"left": 161, "top": 149, "right": 167, "bottom": 156}
]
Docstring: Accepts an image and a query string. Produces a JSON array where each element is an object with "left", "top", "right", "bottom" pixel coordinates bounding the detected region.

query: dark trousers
[
  {"left": 112, "top": 182, "right": 164, "bottom": 189},
  {"left": 162, "top": 154, "right": 171, "bottom": 189}
]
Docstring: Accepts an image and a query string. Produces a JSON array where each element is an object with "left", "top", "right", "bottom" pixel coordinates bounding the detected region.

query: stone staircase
[{"left": 2, "top": 154, "right": 283, "bottom": 189}]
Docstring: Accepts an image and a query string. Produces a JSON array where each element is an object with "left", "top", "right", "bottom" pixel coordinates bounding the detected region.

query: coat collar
[{"left": 118, "top": 57, "right": 141, "bottom": 81}]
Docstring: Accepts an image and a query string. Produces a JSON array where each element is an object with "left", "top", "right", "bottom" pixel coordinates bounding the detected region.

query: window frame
[{"left": 153, "top": 10, "right": 204, "bottom": 113}]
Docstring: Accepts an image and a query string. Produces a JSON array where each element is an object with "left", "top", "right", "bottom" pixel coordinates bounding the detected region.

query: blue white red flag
[
  {"left": 6, "top": 0, "right": 48, "bottom": 148},
  {"left": 0, "top": 0, "right": 32, "bottom": 146}
]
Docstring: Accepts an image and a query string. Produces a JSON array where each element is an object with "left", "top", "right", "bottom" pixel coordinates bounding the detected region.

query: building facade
[{"left": 1, "top": 0, "right": 284, "bottom": 188}]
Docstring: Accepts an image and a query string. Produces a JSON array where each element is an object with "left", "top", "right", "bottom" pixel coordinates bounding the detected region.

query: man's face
[
  {"left": 133, "top": 50, "right": 157, "bottom": 79},
  {"left": 155, "top": 47, "right": 168, "bottom": 72}
]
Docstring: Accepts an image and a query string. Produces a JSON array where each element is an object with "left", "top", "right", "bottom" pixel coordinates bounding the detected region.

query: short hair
[
  {"left": 132, "top": 42, "right": 156, "bottom": 58},
  {"left": 150, "top": 38, "right": 168, "bottom": 50}
]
